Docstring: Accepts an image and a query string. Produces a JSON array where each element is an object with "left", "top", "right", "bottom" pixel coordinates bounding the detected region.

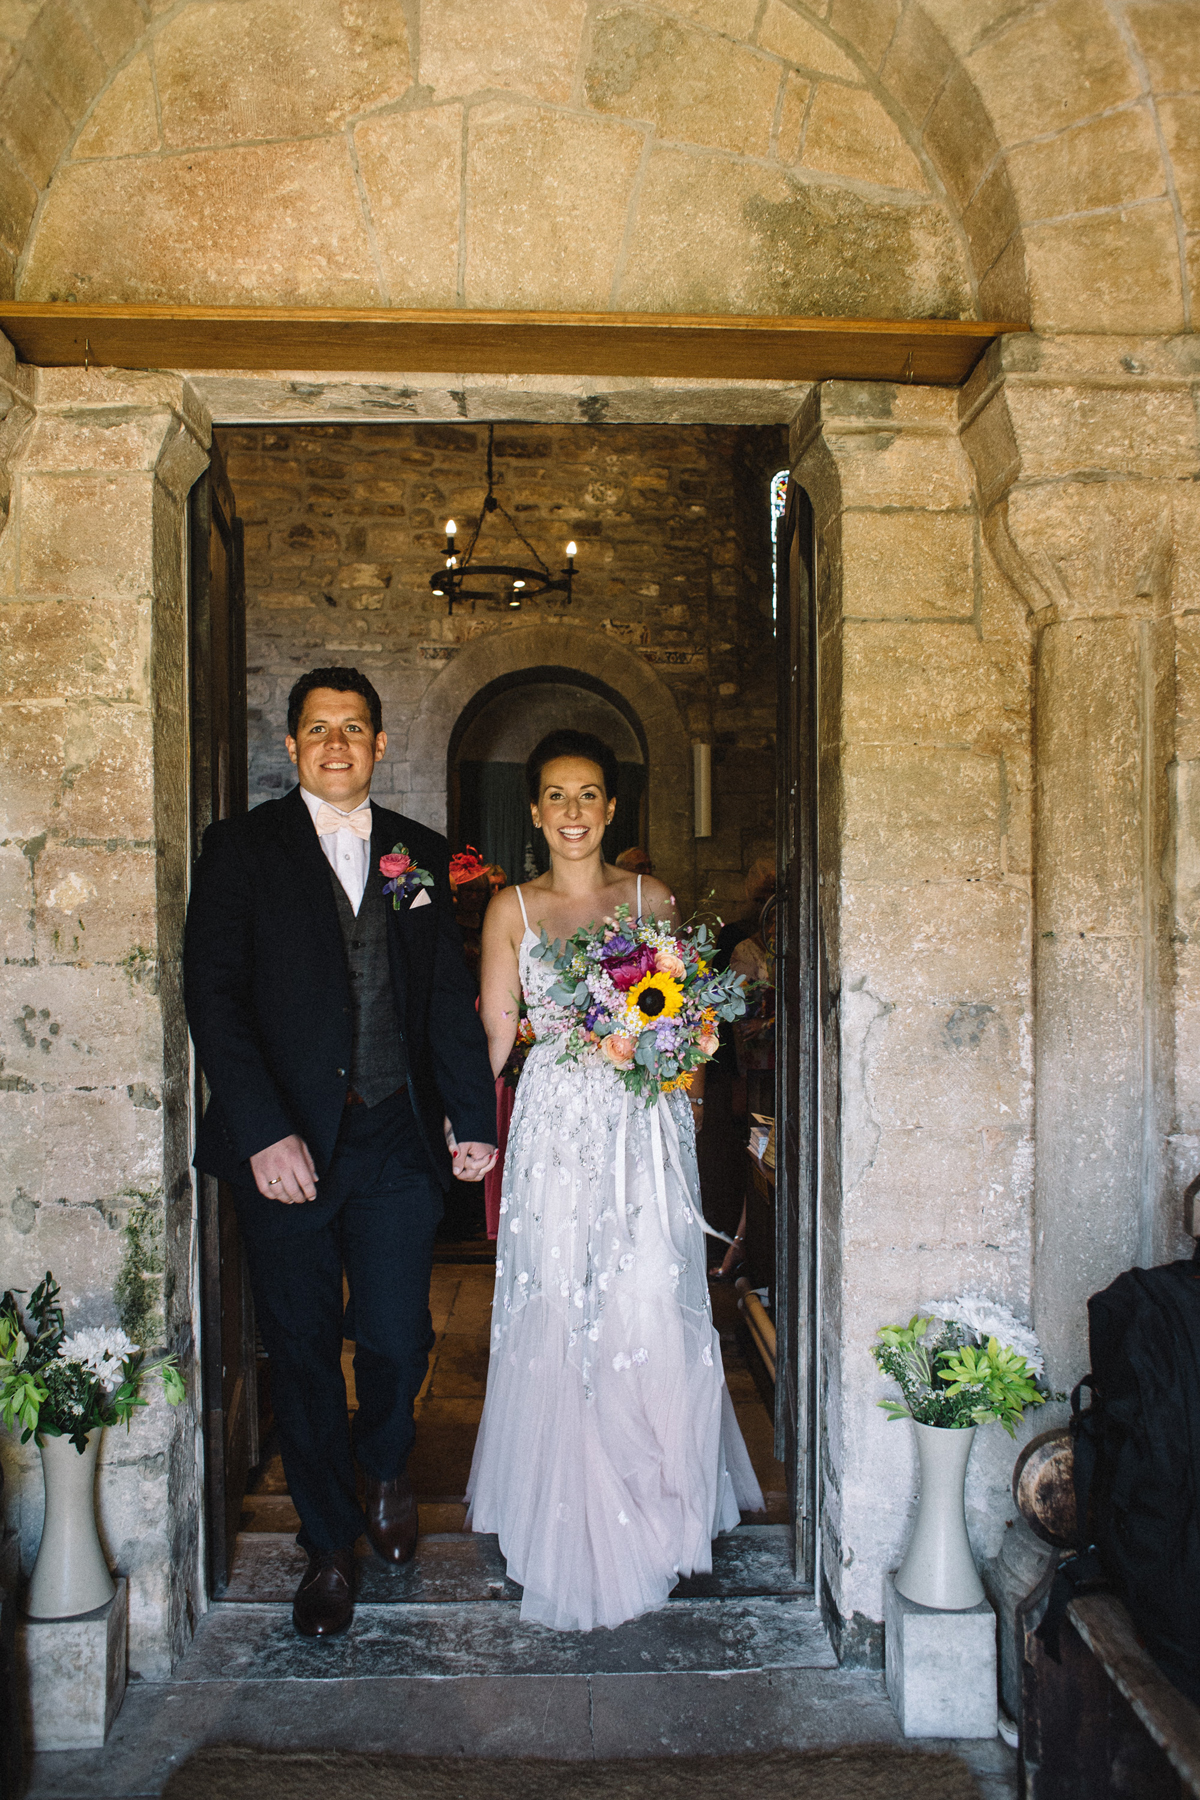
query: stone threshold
[
  {"left": 221, "top": 1524, "right": 809, "bottom": 1607},
  {"left": 190, "top": 1592, "right": 835, "bottom": 1682}
]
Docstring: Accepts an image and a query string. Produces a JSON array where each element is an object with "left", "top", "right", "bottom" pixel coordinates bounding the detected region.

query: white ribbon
[{"left": 614, "top": 1090, "right": 734, "bottom": 1246}]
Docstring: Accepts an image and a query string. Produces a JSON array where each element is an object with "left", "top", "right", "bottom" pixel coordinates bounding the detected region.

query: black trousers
[{"left": 233, "top": 1089, "right": 444, "bottom": 1554}]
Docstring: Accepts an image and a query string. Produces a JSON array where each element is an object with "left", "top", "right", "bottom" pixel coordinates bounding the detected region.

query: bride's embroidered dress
[{"left": 467, "top": 880, "right": 764, "bottom": 1631}]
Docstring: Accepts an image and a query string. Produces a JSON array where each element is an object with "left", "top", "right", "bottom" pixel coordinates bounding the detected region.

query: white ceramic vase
[
  {"left": 893, "top": 1420, "right": 985, "bottom": 1611},
  {"left": 26, "top": 1429, "right": 116, "bottom": 1620}
]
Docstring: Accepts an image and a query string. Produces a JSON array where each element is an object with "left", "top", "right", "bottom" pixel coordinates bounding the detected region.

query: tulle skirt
[{"left": 466, "top": 1042, "right": 763, "bottom": 1631}]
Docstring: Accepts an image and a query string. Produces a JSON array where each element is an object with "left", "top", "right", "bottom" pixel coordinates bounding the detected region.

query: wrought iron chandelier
[{"left": 430, "top": 423, "right": 576, "bottom": 615}]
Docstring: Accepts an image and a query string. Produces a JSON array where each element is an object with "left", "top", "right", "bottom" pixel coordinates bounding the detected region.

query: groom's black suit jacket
[{"left": 183, "top": 785, "right": 495, "bottom": 1191}]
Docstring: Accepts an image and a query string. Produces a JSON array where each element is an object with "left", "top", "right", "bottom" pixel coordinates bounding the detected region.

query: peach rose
[
  {"left": 655, "top": 948, "right": 686, "bottom": 979},
  {"left": 698, "top": 1031, "right": 720, "bottom": 1058},
  {"left": 379, "top": 852, "right": 412, "bottom": 878},
  {"left": 599, "top": 1031, "right": 636, "bottom": 1069}
]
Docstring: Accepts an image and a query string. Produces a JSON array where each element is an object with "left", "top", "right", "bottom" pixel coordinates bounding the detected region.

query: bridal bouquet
[
  {"left": 0, "top": 1271, "right": 185, "bottom": 1452},
  {"left": 531, "top": 904, "right": 748, "bottom": 1101},
  {"left": 872, "top": 1294, "right": 1059, "bottom": 1437}
]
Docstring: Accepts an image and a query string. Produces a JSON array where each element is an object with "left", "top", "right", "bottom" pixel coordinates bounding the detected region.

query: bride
[{"left": 466, "top": 728, "right": 763, "bottom": 1631}]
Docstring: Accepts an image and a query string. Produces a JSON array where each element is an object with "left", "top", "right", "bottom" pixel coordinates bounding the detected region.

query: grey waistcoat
[{"left": 328, "top": 865, "right": 409, "bottom": 1107}]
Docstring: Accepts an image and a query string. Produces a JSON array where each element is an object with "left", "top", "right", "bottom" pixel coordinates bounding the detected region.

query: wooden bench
[{"left": 1022, "top": 1582, "right": 1200, "bottom": 1797}]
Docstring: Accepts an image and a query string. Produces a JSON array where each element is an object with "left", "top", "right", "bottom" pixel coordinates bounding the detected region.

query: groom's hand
[
  {"left": 249, "top": 1133, "right": 318, "bottom": 1204},
  {"left": 443, "top": 1116, "right": 498, "bottom": 1182}
]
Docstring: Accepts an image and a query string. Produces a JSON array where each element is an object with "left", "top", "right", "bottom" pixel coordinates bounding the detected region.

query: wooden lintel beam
[{"left": 0, "top": 303, "right": 1027, "bottom": 387}]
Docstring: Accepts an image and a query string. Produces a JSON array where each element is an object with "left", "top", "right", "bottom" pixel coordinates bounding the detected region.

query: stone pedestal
[
  {"left": 885, "top": 1571, "right": 997, "bottom": 1738},
  {"left": 18, "top": 1578, "right": 127, "bottom": 1751}
]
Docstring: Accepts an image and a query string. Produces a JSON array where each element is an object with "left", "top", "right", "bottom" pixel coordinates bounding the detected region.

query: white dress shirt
[{"left": 299, "top": 785, "right": 371, "bottom": 915}]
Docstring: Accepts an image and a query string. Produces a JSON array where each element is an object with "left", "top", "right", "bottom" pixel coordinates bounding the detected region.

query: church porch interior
[{"left": 206, "top": 415, "right": 799, "bottom": 1607}]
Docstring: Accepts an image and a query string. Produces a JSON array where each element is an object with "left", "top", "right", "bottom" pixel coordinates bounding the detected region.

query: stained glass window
[{"left": 770, "top": 468, "right": 788, "bottom": 622}]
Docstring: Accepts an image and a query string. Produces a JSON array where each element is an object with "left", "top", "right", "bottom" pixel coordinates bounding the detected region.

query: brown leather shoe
[
  {"left": 292, "top": 1547, "right": 355, "bottom": 1637},
  {"left": 363, "top": 1470, "right": 418, "bottom": 1565}
]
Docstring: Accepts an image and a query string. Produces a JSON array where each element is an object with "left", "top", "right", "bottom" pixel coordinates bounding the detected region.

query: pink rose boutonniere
[{"left": 380, "top": 843, "right": 435, "bottom": 910}]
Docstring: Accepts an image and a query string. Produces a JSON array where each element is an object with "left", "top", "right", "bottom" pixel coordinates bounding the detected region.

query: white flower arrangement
[
  {"left": 917, "top": 1293, "right": 1046, "bottom": 1378},
  {"left": 59, "top": 1327, "right": 140, "bottom": 1391}
]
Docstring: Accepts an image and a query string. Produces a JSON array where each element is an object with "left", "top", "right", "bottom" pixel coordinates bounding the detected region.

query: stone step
[
  {"left": 193, "top": 1593, "right": 835, "bottom": 1682},
  {"left": 222, "top": 1524, "right": 807, "bottom": 1607}
]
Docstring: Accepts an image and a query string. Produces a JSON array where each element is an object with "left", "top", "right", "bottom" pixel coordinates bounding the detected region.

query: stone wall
[
  {"left": 0, "top": 357, "right": 207, "bottom": 1677},
  {"left": 0, "top": 0, "right": 1194, "bottom": 331},
  {"left": 1, "top": 341, "right": 1198, "bottom": 1682},
  {"left": 225, "top": 419, "right": 786, "bottom": 919},
  {"left": 795, "top": 378, "right": 1036, "bottom": 1660}
]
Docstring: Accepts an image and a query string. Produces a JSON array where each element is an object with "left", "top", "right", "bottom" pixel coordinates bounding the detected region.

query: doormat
[{"left": 163, "top": 1746, "right": 982, "bottom": 1800}]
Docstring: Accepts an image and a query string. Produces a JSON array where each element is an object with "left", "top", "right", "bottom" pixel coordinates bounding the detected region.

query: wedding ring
[{"left": 267, "top": 1177, "right": 281, "bottom": 1186}]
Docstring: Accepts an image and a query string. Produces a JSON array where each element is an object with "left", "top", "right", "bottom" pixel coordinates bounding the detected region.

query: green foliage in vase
[
  {"left": 872, "top": 1312, "right": 1054, "bottom": 1438},
  {"left": 0, "top": 1269, "right": 185, "bottom": 1454}
]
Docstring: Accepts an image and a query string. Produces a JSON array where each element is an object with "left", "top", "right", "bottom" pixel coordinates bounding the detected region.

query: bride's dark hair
[{"left": 526, "top": 730, "right": 619, "bottom": 802}]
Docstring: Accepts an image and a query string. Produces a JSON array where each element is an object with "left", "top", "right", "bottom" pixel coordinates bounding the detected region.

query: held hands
[
  {"left": 444, "top": 1116, "right": 498, "bottom": 1182},
  {"left": 250, "top": 1133, "right": 318, "bottom": 1204}
]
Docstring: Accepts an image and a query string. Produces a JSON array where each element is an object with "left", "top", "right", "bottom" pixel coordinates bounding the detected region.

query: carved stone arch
[{"left": 404, "top": 624, "right": 695, "bottom": 906}]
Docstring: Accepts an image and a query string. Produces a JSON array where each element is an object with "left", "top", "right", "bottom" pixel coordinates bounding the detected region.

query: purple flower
[{"left": 584, "top": 1005, "right": 605, "bottom": 1032}]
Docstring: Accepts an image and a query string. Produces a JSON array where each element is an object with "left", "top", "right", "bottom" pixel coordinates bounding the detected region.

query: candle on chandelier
[{"left": 445, "top": 520, "right": 457, "bottom": 553}]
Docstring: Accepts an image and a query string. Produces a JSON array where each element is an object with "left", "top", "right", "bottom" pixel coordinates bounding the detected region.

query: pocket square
[{"left": 409, "top": 888, "right": 432, "bottom": 910}]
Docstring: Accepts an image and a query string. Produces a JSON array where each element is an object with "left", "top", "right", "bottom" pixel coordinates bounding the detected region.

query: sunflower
[{"left": 627, "top": 972, "right": 684, "bottom": 1022}]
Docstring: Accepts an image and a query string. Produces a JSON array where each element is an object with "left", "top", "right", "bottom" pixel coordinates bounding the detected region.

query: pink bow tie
[{"left": 314, "top": 803, "right": 371, "bottom": 840}]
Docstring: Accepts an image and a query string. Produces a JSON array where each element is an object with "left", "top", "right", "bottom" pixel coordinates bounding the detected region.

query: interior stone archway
[{"left": 404, "top": 623, "right": 695, "bottom": 910}]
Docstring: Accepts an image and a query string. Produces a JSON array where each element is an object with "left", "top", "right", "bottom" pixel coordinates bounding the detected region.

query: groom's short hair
[{"left": 287, "top": 667, "right": 383, "bottom": 738}]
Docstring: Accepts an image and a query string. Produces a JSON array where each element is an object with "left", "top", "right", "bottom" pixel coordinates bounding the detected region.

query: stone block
[
  {"left": 155, "top": 0, "right": 409, "bottom": 146},
  {"left": 0, "top": 598, "right": 151, "bottom": 704},
  {"left": 670, "top": 0, "right": 760, "bottom": 34},
  {"left": 620, "top": 148, "right": 969, "bottom": 317},
  {"left": 967, "top": 0, "right": 1140, "bottom": 148},
  {"left": 19, "top": 474, "right": 154, "bottom": 598},
  {"left": 884, "top": 1573, "right": 997, "bottom": 1737},
  {"left": 354, "top": 107, "right": 462, "bottom": 310},
  {"left": 841, "top": 620, "right": 1028, "bottom": 750},
  {"left": 18, "top": 1578, "right": 127, "bottom": 1750},
  {"left": 23, "top": 141, "right": 381, "bottom": 307},
  {"left": 1023, "top": 203, "right": 1185, "bottom": 334},
  {"left": 841, "top": 509, "right": 975, "bottom": 621},
  {"left": 585, "top": 9, "right": 781, "bottom": 157},
  {"left": 422, "top": 0, "right": 585, "bottom": 103},
  {"left": 1003, "top": 380, "right": 1197, "bottom": 484},
  {"left": 0, "top": 850, "right": 34, "bottom": 986},
  {"left": 24, "top": 409, "right": 175, "bottom": 474},
  {"left": 1126, "top": 0, "right": 1200, "bottom": 93},
  {"left": 34, "top": 843, "right": 156, "bottom": 964},
  {"left": 465, "top": 103, "right": 644, "bottom": 311},
  {"left": 757, "top": 2, "right": 860, "bottom": 78},
  {"left": 1004, "top": 106, "right": 1166, "bottom": 220},
  {"left": 0, "top": 147, "right": 36, "bottom": 259},
  {"left": 0, "top": 702, "right": 66, "bottom": 840},
  {"left": 800, "top": 82, "right": 926, "bottom": 190},
  {"left": 878, "top": 3, "right": 954, "bottom": 125},
  {"left": 841, "top": 878, "right": 1032, "bottom": 1005},
  {"left": 1159, "top": 97, "right": 1200, "bottom": 230},
  {"left": 922, "top": 64, "right": 999, "bottom": 209},
  {"left": 832, "top": 427, "right": 972, "bottom": 512},
  {"left": 72, "top": 0, "right": 144, "bottom": 68},
  {"left": 0, "top": 62, "right": 71, "bottom": 187},
  {"left": 23, "top": 0, "right": 107, "bottom": 125},
  {"left": 842, "top": 745, "right": 1001, "bottom": 881}
]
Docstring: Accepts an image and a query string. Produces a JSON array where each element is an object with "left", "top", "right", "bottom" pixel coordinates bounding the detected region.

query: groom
[{"left": 184, "top": 666, "right": 497, "bottom": 1638}]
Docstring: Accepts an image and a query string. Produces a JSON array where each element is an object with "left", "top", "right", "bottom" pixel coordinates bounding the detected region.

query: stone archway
[{"left": 404, "top": 623, "right": 695, "bottom": 910}]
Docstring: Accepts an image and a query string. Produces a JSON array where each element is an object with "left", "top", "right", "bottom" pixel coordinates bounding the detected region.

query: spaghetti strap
[
  {"left": 515, "top": 884, "right": 531, "bottom": 931},
  {"left": 636, "top": 873, "right": 643, "bottom": 921}
]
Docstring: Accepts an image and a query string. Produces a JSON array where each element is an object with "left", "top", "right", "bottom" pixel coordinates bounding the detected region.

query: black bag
[{"left": 1069, "top": 1253, "right": 1200, "bottom": 1705}]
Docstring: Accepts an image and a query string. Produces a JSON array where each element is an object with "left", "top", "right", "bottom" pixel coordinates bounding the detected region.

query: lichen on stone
[{"left": 114, "top": 1195, "right": 166, "bottom": 1349}]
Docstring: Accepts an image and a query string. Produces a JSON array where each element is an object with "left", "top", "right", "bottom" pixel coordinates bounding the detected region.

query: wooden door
[
  {"left": 189, "top": 440, "right": 254, "bottom": 1594},
  {"left": 774, "top": 479, "right": 819, "bottom": 1581}
]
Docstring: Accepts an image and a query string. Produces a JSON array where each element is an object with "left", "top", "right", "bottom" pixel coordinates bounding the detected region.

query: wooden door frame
[
  {"left": 189, "top": 440, "right": 253, "bottom": 1595},
  {"left": 776, "top": 479, "right": 820, "bottom": 1583}
]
